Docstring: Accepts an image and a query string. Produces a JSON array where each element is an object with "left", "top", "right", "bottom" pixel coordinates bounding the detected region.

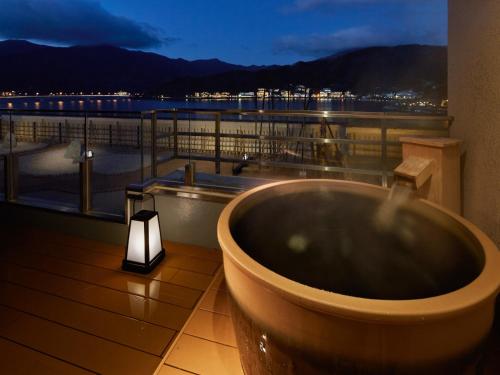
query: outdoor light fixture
[{"left": 123, "top": 209, "right": 165, "bottom": 273}]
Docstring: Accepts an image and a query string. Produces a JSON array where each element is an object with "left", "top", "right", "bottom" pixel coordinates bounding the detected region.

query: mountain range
[
  {"left": 0, "top": 40, "right": 253, "bottom": 93},
  {"left": 0, "top": 40, "right": 447, "bottom": 99},
  {"left": 160, "top": 45, "right": 447, "bottom": 99}
]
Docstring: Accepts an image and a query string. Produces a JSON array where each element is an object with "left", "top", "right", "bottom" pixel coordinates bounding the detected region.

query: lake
[{"left": 0, "top": 95, "right": 394, "bottom": 113}]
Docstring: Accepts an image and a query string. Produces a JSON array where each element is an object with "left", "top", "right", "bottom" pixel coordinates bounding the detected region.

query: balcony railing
[{"left": 0, "top": 108, "right": 452, "bottom": 221}]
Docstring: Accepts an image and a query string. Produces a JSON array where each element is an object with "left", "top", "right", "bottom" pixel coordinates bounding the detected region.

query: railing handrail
[
  {"left": 0, "top": 108, "right": 142, "bottom": 116},
  {"left": 0, "top": 107, "right": 452, "bottom": 124},
  {"left": 149, "top": 108, "right": 453, "bottom": 123}
]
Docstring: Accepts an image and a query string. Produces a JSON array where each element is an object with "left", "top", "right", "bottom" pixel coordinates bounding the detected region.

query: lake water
[{"left": 0, "top": 95, "right": 393, "bottom": 112}]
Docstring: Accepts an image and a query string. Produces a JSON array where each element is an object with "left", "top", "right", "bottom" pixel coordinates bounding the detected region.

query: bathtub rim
[{"left": 217, "top": 178, "right": 500, "bottom": 323}]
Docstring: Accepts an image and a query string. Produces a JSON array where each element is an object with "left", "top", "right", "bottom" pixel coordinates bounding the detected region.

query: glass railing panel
[
  {"left": 173, "top": 111, "right": 219, "bottom": 176},
  {"left": 88, "top": 112, "right": 142, "bottom": 216},
  {"left": 154, "top": 111, "right": 178, "bottom": 178},
  {"left": 15, "top": 111, "right": 81, "bottom": 210},
  {"left": 0, "top": 108, "right": 453, "bottom": 217},
  {"left": 215, "top": 112, "right": 397, "bottom": 185}
]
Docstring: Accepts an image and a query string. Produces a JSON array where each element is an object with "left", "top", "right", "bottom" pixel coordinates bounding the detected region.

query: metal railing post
[
  {"left": 80, "top": 111, "right": 92, "bottom": 213},
  {"left": 9, "top": 110, "right": 12, "bottom": 150},
  {"left": 173, "top": 112, "right": 178, "bottom": 158},
  {"left": 79, "top": 158, "right": 92, "bottom": 213},
  {"left": 151, "top": 111, "right": 158, "bottom": 178},
  {"left": 258, "top": 113, "right": 263, "bottom": 169},
  {"left": 5, "top": 154, "right": 18, "bottom": 202},
  {"left": 5, "top": 110, "right": 18, "bottom": 201},
  {"left": 83, "top": 112, "right": 89, "bottom": 153},
  {"left": 215, "top": 113, "right": 221, "bottom": 174},
  {"left": 381, "top": 125, "right": 388, "bottom": 187},
  {"left": 140, "top": 114, "right": 144, "bottom": 184},
  {"left": 136, "top": 125, "right": 140, "bottom": 148}
]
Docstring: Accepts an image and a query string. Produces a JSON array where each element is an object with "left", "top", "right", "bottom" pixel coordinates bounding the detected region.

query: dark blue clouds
[
  {"left": 288, "top": 0, "right": 422, "bottom": 12},
  {"left": 0, "top": 0, "right": 447, "bottom": 64},
  {"left": 276, "top": 0, "right": 447, "bottom": 58},
  {"left": 0, "top": 0, "right": 168, "bottom": 48},
  {"left": 274, "top": 26, "right": 446, "bottom": 58}
]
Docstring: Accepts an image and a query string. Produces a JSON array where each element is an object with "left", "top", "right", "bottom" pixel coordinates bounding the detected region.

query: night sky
[{"left": 0, "top": 0, "right": 447, "bottom": 65}]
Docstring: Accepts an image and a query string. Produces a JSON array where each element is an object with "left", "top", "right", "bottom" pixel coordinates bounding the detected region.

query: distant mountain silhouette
[
  {"left": 159, "top": 45, "right": 447, "bottom": 99},
  {"left": 0, "top": 40, "right": 46, "bottom": 56},
  {"left": 0, "top": 40, "right": 252, "bottom": 92},
  {"left": 0, "top": 41, "right": 446, "bottom": 99}
]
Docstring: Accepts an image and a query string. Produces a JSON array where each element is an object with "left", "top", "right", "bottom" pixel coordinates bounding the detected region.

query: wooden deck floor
[
  {"left": 1, "top": 226, "right": 497, "bottom": 375},
  {"left": 0, "top": 226, "right": 223, "bottom": 375},
  {"left": 161, "top": 270, "right": 243, "bottom": 375}
]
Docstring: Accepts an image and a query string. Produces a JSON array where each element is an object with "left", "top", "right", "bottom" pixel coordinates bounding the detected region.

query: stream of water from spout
[{"left": 374, "top": 182, "right": 414, "bottom": 234}]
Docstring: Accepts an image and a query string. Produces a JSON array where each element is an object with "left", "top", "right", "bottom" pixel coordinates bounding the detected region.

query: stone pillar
[{"left": 448, "top": 0, "right": 500, "bottom": 246}]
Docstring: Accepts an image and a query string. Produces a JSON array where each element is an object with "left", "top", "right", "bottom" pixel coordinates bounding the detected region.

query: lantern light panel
[{"left": 123, "top": 210, "right": 165, "bottom": 273}]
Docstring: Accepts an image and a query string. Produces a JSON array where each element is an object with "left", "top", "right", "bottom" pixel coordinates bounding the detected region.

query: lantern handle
[{"left": 132, "top": 192, "right": 156, "bottom": 215}]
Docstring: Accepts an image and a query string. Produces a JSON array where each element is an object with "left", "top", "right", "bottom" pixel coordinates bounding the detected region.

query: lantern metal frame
[{"left": 123, "top": 208, "right": 165, "bottom": 274}]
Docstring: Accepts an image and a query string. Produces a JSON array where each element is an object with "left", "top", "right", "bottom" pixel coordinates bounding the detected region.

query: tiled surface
[
  {"left": 0, "top": 226, "right": 222, "bottom": 375},
  {"left": 162, "top": 268, "right": 244, "bottom": 375}
]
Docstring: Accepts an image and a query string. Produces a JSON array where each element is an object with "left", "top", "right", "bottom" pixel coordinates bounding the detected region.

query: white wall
[{"left": 448, "top": 0, "right": 500, "bottom": 246}]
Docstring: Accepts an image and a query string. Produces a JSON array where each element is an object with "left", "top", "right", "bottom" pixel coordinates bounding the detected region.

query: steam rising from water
[
  {"left": 231, "top": 186, "right": 483, "bottom": 300},
  {"left": 374, "top": 183, "right": 413, "bottom": 233}
]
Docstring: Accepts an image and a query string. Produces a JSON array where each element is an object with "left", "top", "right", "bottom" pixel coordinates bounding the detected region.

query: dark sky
[{"left": 0, "top": 0, "right": 447, "bottom": 65}]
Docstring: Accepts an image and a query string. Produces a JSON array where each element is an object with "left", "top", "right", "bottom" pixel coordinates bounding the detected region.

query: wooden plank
[
  {"left": 209, "top": 271, "right": 227, "bottom": 292},
  {"left": 0, "top": 337, "right": 95, "bottom": 375},
  {"left": 16, "top": 240, "right": 177, "bottom": 285},
  {"left": 170, "top": 270, "right": 214, "bottom": 291},
  {"left": 163, "top": 252, "right": 220, "bottom": 276},
  {"left": 0, "top": 305, "right": 161, "bottom": 375},
  {"left": 1, "top": 250, "right": 201, "bottom": 309},
  {"left": 16, "top": 241, "right": 211, "bottom": 292},
  {"left": 24, "top": 228, "right": 221, "bottom": 262},
  {"left": 158, "top": 365, "right": 196, "bottom": 375},
  {"left": 23, "top": 228, "right": 124, "bottom": 257},
  {"left": 164, "top": 242, "right": 222, "bottom": 262},
  {"left": 165, "top": 334, "right": 243, "bottom": 375},
  {"left": 183, "top": 310, "right": 237, "bottom": 347},
  {"left": 199, "top": 288, "right": 231, "bottom": 317},
  {"left": 0, "top": 262, "right": 191, "bottom": 331},
  {"left": 399, "top": 136, "right": 461, "bottom": 148},
  {"left": 0, "top": 281, "right": 175, "bottom": 356}
]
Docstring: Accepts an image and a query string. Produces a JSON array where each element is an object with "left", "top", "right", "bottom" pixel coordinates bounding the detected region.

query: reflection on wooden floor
[
  {"left": 0, "top": 226, "right": 222, "bottom": 375},
  {"left": 161, "top": 270, "right": 243, "bottom": 375}
]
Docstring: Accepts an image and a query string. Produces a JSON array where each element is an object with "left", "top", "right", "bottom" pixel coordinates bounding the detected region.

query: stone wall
[{"left": 448, "top": 0, "right": 500, "bottom": 246}]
